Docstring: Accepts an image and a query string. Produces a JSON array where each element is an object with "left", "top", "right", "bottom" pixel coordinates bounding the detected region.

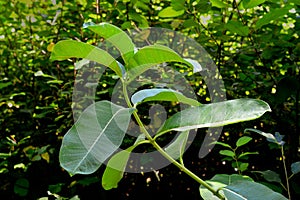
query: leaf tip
[
  {"left": 102, "top": 179, "right": 119, "bottom": 190},
  {"left": 83, "top": 21, "right": 96, "bottom": 29}
]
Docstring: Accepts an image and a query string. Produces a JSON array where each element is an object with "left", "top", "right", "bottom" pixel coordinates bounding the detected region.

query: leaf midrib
[{"left": 73, "top": 107, "right": 125, "bottom": 172}]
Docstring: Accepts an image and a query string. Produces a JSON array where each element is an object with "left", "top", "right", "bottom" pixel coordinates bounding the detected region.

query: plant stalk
[
  {"left": 281, "top": 146, "right": 291, "bottom": 200},
  {"left": 122, "top": 82, "right": 225, "bottom": 200}
]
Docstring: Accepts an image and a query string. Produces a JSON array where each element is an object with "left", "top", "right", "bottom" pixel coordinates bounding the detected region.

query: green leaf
[
  {"left": 59, "top": 100, "right": 135, "bottom": 175},
  {"left": 0, "top": 82, "right": 12, "bottom": 90},
  {"left": 102, "top": 148, "right": 133, "bottom": 190},
  {"left": 225, "top": 21, "right": 250, "bottom": 36},
  {"left": 255, "top": 6, "right": 291, "bottom": 29},
  {"left": 219, "top": 150, "right": 235, "bottom": 158},
  {"left": 237, "top": 152, "right": 258, "bottom": 159},
  {"left": 289, "top": 0, "right": 300, "bottom": 5},
  {"left": 211, "top": 174, "right": 253, "bottom": 184},
  {"left": 50, "top": 40, "right": 122, "bottom": 77},
  {"left": 158, "top": 99, "right": 271, "bottom": 135},
  {"left": 164, "top": 131, "right": 189, "bottom": 162},
  {"left": 129, "top": 11, "right": 149, "bottom": 28},
  {"left": 239, "top": 162, "right": 249, "bottom": 172},
  {"left": 127, "top": 44, "right": 195, "bottom": 82},
  {"left": 214, "top": 141, "right": 232, "bottom": 149},
  {"left": 242, "top": 0, "right": 266, "bottom": 9},
  {"left": 131, "top": 88, "right": 201, "bottom": 107},
  {"left": 291, "top": 161, "right": 300, "bottom": 175},
  {"left": 76, "top": 0, "right": 87, "bottom": 7},
  {"left": 102, "top": 135, "right": 146, "bottom": 190},
  {"left": 254, "top": 170, "right": 282, "bottom": 183},
  {"left": 244, "top": 129, "right": 282, "bottom": 145},
  {"left": 0, "top": 152, "right": 12, "bottom": 158},
  {"left": 102, "top": 147, "right": 134, "bottom": 190},
  {"left": 223, "top": 180, "right": 288, "bottom": 200},
  {"left": 210, "top": 0, "right": 227, "bottom": 8},
  {"left": 236, "top": 136, "right": 252, "bottom": 147},
  {"left": 171, "top": 0, "right": 185, "bottom": 11},
  {"left": 158, "top": 7, "right": 184, "bottom": 18},
  {"left": 14, "top": 178, "right": 29, "bottom": 196},
  {"left": 83, "top": 22, "right": 135, "bottom": 65},
  {"left": 200, "top": 174, "right": 253, "bottom": 200}
]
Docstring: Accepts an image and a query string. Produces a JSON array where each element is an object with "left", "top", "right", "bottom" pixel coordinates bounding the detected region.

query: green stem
[
  {"left": 122, "top": 82, "right": 225, "bottom": 200},
  {"left": 233, "top": 148, "right": 241, "bottom": 175},
  {"left": 281, "top": 146, "right": 291, "bottom": 200}
]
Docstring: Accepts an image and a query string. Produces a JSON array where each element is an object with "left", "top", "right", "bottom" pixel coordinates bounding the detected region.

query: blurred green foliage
[{"left": 0, "top": 0, "right": 299, "bottom": 199}]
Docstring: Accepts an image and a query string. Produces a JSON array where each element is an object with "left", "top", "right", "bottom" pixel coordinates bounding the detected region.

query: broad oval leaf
[
  {"left": 236, "top": 136, "right": 252, "bottom": 147},
  {"left": 59, "top": 100, "right": 135, "bottom": 175},
  {"left": 210, "top": 174, "right": 254, "bottom": 185},
  {"left": 50, "top": 40, "right": 122, "bottom": 77},
  {"left": 200, "top": 180, "right": 225, "bottom": 200},
  {"left": 200, "top": 174, "right": 253, "bottom": 200},
  {"left": 127, "top": 44, "right": 197, "bottom": 82},
  {"left": 158, "top": 99, "right": 271, "bottom": 135},
  {"left": 291, "top": 161, "right": 300, "bottom": 175},
  {"left": 83, "top": 22, "right": 135, "bottom": 65},
  {"left": 131, "top": 88, "right": 201, "bottom": 107},
  {"left": 223, "top": 180, "right": 288, "bottom": 200}
]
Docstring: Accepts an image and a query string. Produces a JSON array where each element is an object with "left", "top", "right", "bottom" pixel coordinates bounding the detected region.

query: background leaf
[
  {"left": 239, "top": 163, "right": 249, "bottom": 172},
  {"left": 14, "top": 178, "right": 29, "bottom": 197},
  {"left": 158, "top": 7, "right": 184, "bottom": 18},
  {"left": 225, "top": 21, "right": 250, "bottom": 36},
  {"left": 214, "top": 141, "right": 232, "bottom": 149},
  {"left": 255, "top": 6, "right": 291, "bottom": 29},
  {"left": 236, "top": 136, "right": 252, "bottom": 147},
  {"left": 210, "top": 0, "right": 227, "bottom": 8},
  {"left": 59, "top": 101, "right": 134, "bottom": 175},
  {"left": 219, "top": 150, "right": 235, "bottom": 158},
  {"left": 237, "top": 152, "right": 258, "bottom": 159},
  {"left": 291, "top": 161, "right": 300, "bottom": 175},
  {"left": 254, "top": 170, "right": 282, "bottom": 183},
  {"left": 242, "top": 0, "right": 266, "bottom": 9},
  {"left": 171, "top": 0, "right": 185, "bottom": 11}
]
